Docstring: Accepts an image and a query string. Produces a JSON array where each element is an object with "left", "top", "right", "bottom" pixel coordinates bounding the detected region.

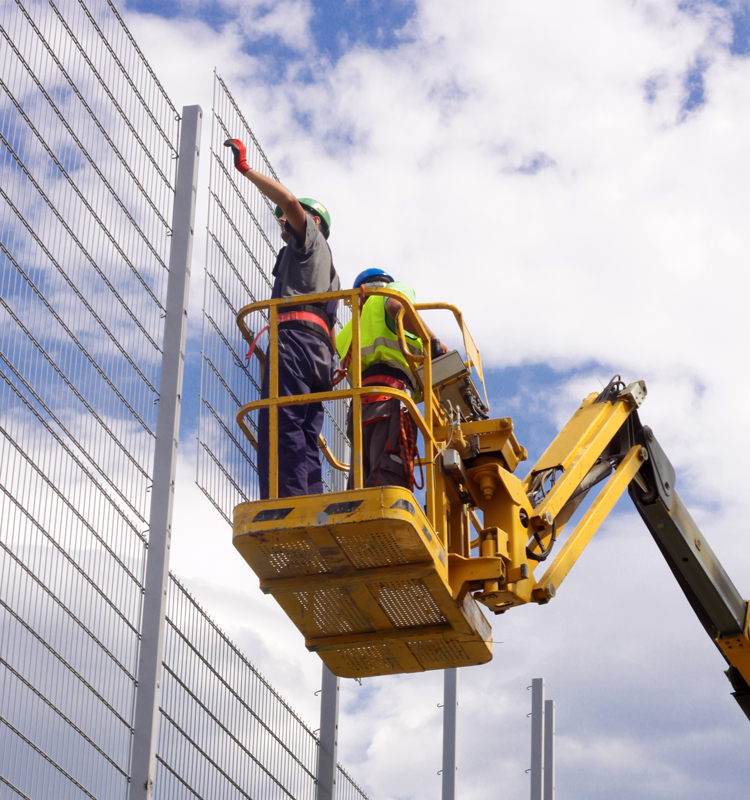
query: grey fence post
[
  {"left": 128, "top": 104, "right": 202, "bottom": 800},
  {"left": 543, "top": 699, "right": 555, "bottom": 800},
  {"left": 530, "top": 678, "right": 545, "bottom": 800},
  {"left": 316, "top": 665, "right": 340, "bottom": 800},
  {"left": 442, "top": 668, "right": 459, "bottom": 800}
]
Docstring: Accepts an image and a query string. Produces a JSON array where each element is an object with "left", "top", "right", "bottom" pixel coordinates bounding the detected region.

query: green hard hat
[{"left": 275, "top": 197, "right": 331, "bottom": 239}]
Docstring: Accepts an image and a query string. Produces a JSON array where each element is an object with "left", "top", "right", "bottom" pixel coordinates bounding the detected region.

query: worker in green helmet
[
  {"left": 225, "top": 138, "right": 340, "bottom": 499},
  {"left": 336, "top": 269, "right": 448, "bottom": 492}
]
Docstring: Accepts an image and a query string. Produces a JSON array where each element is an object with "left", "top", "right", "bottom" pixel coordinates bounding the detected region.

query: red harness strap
[
  {"left": 397, "top": 406, "right": 424, "bottom": 492},
  {"left": 332, "top": 348, "right": 352, "bottom": 386},
  {"left": 245, "top": 311, "right": 331, "bottom": 360},
  {"left": 361, "top": 374, "right": 408, "bottom": 404}
]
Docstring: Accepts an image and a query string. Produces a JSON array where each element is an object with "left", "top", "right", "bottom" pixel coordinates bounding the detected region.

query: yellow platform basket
[{"left": 233, "top": 486, "right": 492, "bottom": 678}]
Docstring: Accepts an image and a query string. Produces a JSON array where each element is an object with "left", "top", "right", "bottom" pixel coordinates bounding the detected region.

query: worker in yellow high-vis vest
[{"left": 336, "top": 269, "right": 448, "bottom": 491}]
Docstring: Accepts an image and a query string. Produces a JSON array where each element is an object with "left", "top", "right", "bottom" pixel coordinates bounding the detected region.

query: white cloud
[{"left": 124, "top": 1, "right": 750, "bottom": 798}]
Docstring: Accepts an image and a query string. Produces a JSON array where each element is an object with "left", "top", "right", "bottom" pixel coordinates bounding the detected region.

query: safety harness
[{"left": 245, "top": 310, "right": 334, "bottom": 361}]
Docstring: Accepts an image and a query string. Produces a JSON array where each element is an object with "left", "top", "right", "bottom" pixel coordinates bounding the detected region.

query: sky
[{"left": 119, "top": 1, "right": 750, "bottom": 798}]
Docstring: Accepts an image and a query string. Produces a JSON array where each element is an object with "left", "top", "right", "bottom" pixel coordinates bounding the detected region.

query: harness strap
[
  {"left": 398, "top": 407, "right": 424, "bottom": 492},
  {"left": 245, "top": 311, "right": 332, "bottom": 361},
  {"left": 245, "top": 324, "right": 269, "bottom": 361},
  {"left": 278, "top": 310, "right": 331, "bottom": 330},
  {"left": 361, "top": 374, "right": 409, "bottom": 404}
]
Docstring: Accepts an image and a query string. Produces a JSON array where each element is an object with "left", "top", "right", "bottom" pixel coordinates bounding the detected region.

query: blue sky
[
  {"left": 7, "top": 2, "right": 750, "bottom": 799},
  {"left": 121, "top": 1, "right": 750, "bottom": 798},
  {"left": 127, "top": 0, "right": 417, "bottom": 80}
]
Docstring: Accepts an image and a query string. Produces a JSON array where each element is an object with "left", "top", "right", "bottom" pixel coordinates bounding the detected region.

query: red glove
[{"left": 224, "top": 139, "right": 250, "bottom": 174}]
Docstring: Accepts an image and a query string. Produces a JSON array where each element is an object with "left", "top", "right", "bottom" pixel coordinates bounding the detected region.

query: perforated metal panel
[
  {"left": 259, "top": 539, "right": 331, "bottom": 577},
  {"left": 293, "top": 587, "right": 372, "bottom": 636},
  {"left": 406, "top": 638, "right": 474, "bottom": 667},
  {"left": 233, "top": 486, "right": 493, "bottom": 678},
  {"left": 371, "top": 580, "right": 447, "bottom": 628},
  {"left": 338, "top": 645, "right": 402, "bottom": 676},
  {"left": 335, "top": 530, "right": 412, "bottom": 569}
]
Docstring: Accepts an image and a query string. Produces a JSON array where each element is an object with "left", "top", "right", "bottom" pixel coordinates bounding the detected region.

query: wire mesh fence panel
[
  {"left": 2, "top": 4, "right": 370, "bottom": 798},
  {"left": 0, "top": 1, "right": 179, "bottom": 798},
  {"left": 337, "top": 765, "right": 373, "bottom": 800},
  {"left": 197, "top": 72, "right": 351, "bottom": 525},
  {"left": 156, "top": 575, "right": 322, "bottom": 800}
]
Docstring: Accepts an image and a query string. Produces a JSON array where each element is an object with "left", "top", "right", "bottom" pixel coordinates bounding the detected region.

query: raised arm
[{"left": 224, "top": 138, "right": 308, "bottom": 239}]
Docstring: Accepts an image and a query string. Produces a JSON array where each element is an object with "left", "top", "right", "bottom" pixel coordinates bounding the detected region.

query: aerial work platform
[
  {"left": 233, "top": 486, "right": 492, "bottom": 678},
  {"left": 231, "top": 288, "right": 750, "bottom": 719}
]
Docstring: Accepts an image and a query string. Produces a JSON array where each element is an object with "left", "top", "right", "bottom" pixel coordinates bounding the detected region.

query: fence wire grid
[
  {"left": 0, "top": 0, "right": 178, "bottom": 798},
  {"left": 197, "top": 72, "right": 351, "bottom": 524},
  {"left": 158, "top": 576, "right": 370, "bottom": 800},
  {"left": 1, "top": 4, "right": 369, "bottom": 800}
]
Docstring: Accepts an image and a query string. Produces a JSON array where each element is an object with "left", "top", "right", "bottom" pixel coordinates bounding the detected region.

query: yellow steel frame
[
  {"left": 530, "top": 444, "right": 647, "bottom": 603},
  {"left": 414, "top": 302, "right": 489, "bottom": 409},
  {"left": 231, "top": 287, "right": 689, "bottom": 677},
  {"left": 451, "top": 392, "right": 648, "bottom": 613},
  {"left": 236, "top": 286, "right": 458, "bottom": 539},
  {"left": 235, "top": 282, "right": 650, "bottom": 605},
  {"left": 717, "top": 602, "right": 750, "bottom": 689}
]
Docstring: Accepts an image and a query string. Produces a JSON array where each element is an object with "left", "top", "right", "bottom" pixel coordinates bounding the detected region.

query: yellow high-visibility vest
[{"left": 336, "top": 282, "right": 424, "bottom": 388}]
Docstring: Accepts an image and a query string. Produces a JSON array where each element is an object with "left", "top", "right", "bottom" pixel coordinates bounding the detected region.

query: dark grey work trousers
[{"left": 346, "top": 397, "right": 416, "bottom": 490}]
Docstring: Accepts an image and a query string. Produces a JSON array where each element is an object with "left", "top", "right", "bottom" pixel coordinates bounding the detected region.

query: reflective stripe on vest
[{"left": 336, "top": 295, "right": 424, "bottom": 385}]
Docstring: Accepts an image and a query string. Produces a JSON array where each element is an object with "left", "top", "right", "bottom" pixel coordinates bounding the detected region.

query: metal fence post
[
  {"left": 316, "top": 664, "right": 340, "bottom": 800},
  {"left": 543, "top": 699, "right": 555, "bottom": 800},
  {"left": 530, "top": 678, "right": 545, "bottom": 800},
  {"left": 128, "top": 104, "right": 202, "bottom": 800},
  {"left": 442, "top": 668, "right": 459, "bottom": 800}
]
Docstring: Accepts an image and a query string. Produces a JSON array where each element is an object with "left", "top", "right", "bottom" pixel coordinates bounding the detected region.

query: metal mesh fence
[
  {"left": 157, "top": 575, "right": 370, "bottom": 800},
  {"left": 197, "top": 72, "right": 351, "bottom": 523},
  {"left": 1, "top": 5, "right": 369, "bottom": 799},
  {"left": 158, "top": 575, "right": 320, "bottom": 800},
  {"left": 0, "top": 1, "right": 179, "bottom": 798}
]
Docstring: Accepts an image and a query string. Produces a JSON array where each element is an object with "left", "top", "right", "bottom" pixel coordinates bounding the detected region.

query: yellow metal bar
[
  {"left": 525, "top": 400, "right": 611, "bottom": 480},
  {"left": 307, "top": 624, "right": 455, "bottom": 652},
  {"left": 237, "top": 387, "right": 441, "bottom": 450},
  {"left": 318, "top": 434, "right": 349, "bottom": 471},
  {"left": 464, "top": 506, "right": 472, "bottom": 556},
  {"left": 238, "top": 288, "right": 432, "bottom": 344},
  {"left": 421, "top": 313, "right": 439, "bottom": 537},
  {"left": 350, "top": 297, "right": 363, "bottom": 489},
  {"left": 448, "top": 553, "right": 506, "bottom": 598},
  {"left": 237, "top": 288, "right": 362, "bottom": 342},
  {"left": 268, "top": 304, "right": 279, "bottom": 499},
  {"left": 415, "top": 301, "right": 488, "bottom": 409},
  {"left": 717, "top": 603, "right": 750, "bottom": 689},
  {"left": 378, "top": 286, "right": 430, "bottom": 341},
  {"left": 395, "top": 306, "right": 425, "bottom": 395},
  {"left": 532, "top": 445, "right": 646, "bottom": 601},
  {"left": 260, "top": 562, "right": 435, "bottom": 594},
  {"left": 530, "top": 401, "right": 632, "bottom": 526}
]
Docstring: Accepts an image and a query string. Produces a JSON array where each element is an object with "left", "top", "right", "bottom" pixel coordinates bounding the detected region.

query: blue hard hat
[{"left": 353, "top": 268, "right": 395, "bottom": 289}]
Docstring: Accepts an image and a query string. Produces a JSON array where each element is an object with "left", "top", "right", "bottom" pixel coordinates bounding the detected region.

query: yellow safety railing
[
  {"left": 414, "top": 302, "right": 488, "bottom": 409},
  {"left": 235, "top": 286, "right": 483, "bottom": 542}
]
